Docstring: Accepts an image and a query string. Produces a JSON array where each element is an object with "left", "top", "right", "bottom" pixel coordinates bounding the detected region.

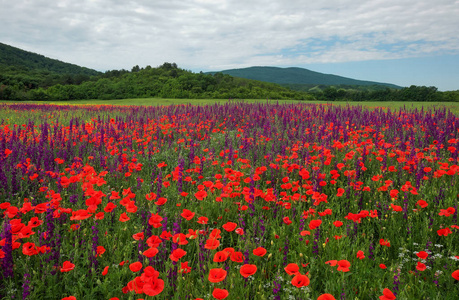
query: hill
[
  {"left": 0, "top": 42, "right": 100, "bottom": 90},
  {"left": 207, "top": 66, "right": 402, "bottom": 90}
]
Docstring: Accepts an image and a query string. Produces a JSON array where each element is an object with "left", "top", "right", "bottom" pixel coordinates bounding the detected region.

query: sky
[{"left": 1, "top": 0, "right": 459, "bottom": 91}]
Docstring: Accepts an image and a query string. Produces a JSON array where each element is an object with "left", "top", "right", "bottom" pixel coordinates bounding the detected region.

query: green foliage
[{"left": 5, "top": 63, "right": 312, "bottom": 101}]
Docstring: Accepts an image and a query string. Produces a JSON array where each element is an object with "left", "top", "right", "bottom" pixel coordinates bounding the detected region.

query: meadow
[{"left": 0, "top": 101, "right": 458, "bottom": 300}]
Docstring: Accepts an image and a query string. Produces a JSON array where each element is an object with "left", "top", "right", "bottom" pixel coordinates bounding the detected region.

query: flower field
[{"left": 0, "top": 102, "right": 458, "bottom": 300}]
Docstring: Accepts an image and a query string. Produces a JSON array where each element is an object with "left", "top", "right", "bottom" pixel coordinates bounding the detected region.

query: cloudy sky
[{"left": 2, "top": 0, "right": 459, "bottom": 90}]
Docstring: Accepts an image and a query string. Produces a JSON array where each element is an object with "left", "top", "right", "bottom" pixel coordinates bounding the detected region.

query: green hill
[
  {"left": 0, "top": 42, "right": 100, "bottom": 91},
  {"left": 207, "top": 66, "right": 402, "bottom": 90}
]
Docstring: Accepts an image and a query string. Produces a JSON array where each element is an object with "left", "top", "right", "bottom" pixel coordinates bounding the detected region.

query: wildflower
[
  {"left": 129, "top": 261, "right": 142, "bottom": 272},
  {"left": 60, "top": 261, "right": 75, "bottom": 272},
  {"left": 284, "top": 263, "right": 300, "bottom": 275},
  {"left": 240, "top": 264, "right": 257, "bottom": 278},
  {"left": 212, "top": 288, "right": 229, "bottom": 299},
  {"left": 291, "top": 274, "right": 310, "bottom": 287},
  {"left": 208, "top": 268, "right": 227, "bottom": 283},
  {"left": 357, "top": 250, "right": 365, "bottom": 260},
  {"left": 253, "top": 247, "right": 267, "bottom": 257},
  {"left": 379, "top": 288, "right": 396, "bottom": 300},
  {"left": 337, "top": 260, "right": 351, "bottom": 272}
]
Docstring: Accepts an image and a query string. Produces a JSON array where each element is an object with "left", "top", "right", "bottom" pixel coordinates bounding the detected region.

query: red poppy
[
  {"left": 337, "top": 260, "right": 351, "bottom": 272},
  {"left": 129, "top": 261, "right": 143, "bottom": 272},
  {"left": 240, "top": 264, "right": 257, "bottom": 278},
  {"left": 170, "top": 248, "right": 187, "bottom": 261},
  {"left": 283, "top": 216, "right": 292, "bottom": 225},
  {"left": 416, "top": 199, "right": 428, "bottom": 208},
  {"left": 60, "top": 261, "right": 75, "bottom": 272},
  {"left": 143, "top": 247, "right": 159, "bottom": 258},
  {"left": 379, "top": 288, "right": 396, "bottom": 300},
  {"left": 222, "top": 222, "right": 237, "bottom": 232},
  {"left": 252, "top": 247, "right": 267, "bottom": 257},
  {"left": 213, "top": 251, "right": 229, "bottom": 262},
  {"left": 212, "top": 288, "right": 229, "bottom": 300},
  {"left": 379, "top": 239, "right": 390, "bottom": 247},
  {"left": 416, "top": 261, "right": 426, "bottom": 271},
  {"left": 61, "top": 297, "right": 77, "bottom": 300},
  {"left": 143, "top": 277, "right": 165, "bottom": 296},
  {"left": 317, "top": 294, "right": 336, "bottom": 300},
  {"left": 205, "top": 238, "right": 220, "bottom": 250},
  {"left": 208, "top": 268, "right": 227, "bottom": 283},
  {"left": 379, "top": 264, "right": 387, "bottom": 269},
  {"left": 155, "top": 197, "right": 167, "bottom": 206},
  {"left": 102, "top": 266, "right": 109, "bottom": 276},
  {"left": 230, "top": 251, "right": 245, "bottom": 263},
  {"left": 452, "top": 270, "right": 459, "bottom": 280},
  {"left": 119, "top": 212, "right": 130, "bottom": 222},
  {"left": 333, "top": 221, "right": 343, "bottom": 227},
  {"left": 416, "top": 251, "right": 428, "bottom": 259},
  {"left": 325, "top": 260, "right": 338, "bottom": 266},
  {"left": 96, "top": 246, "right": 106, "bottom": 257},
  {"left": 309, "top": 219, "right": 322, "bottom": 230},
  {"left": 22, "top": 242, "right": 38, "bottom": 256},
  {"left": 291, "top": 274, "right": 310, "bottom": 288},
  {"left": 284, "top": 263, "right": 300, "bottom": 275},
  {"left": 181, "top": 209, "right": 195, "bottom": 220},
  {"left": 197, "top": 216, "right": 208, "bottom": 224},
  {"left": 356, "top": 250, "right": 365, "bottom": 260}
]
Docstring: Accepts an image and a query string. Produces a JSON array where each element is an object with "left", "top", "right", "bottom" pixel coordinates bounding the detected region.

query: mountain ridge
[{"left": 207, "top": 66, "right": 402, "bottom": 89}]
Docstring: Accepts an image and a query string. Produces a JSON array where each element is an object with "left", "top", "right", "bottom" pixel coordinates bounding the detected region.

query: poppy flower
[
  {"left": 317, "top": 294, "right": 336, "bottom": 300},
  {"left": 181, "top": 209, "right": 195, "bottom": 220},
  {"left": 60, "top": 261, "right": 75, "bottom": 272},
  {"left": 416, "top": 251, "right": 428, "bottom": 259},
  {"left": 61, "top": 297, "right": 76, "bottom": 300},
  {"left": 333, "top": 221, "right": 343, "bottom": 227},
  {"left": 240, "top": 264, "right": 257, "bottom": 278},
  {"left": 230, "top": 251, "right": 245, "bottom": 263},
  {"left": 129, "top": 261, "right": 143, "bottom": 272},
  {"left": 356, "top": 250, "right": 365, "bottom": 260},
  {"left": 379, "top": 288, "right": 396, "bottom": 300},
  {"left": 325, "top": 260, "right": 338, "bottom": 266},
  {"left": 283, "top": 216, "right": 292, "bottom": 225},
  {"left": 96, "top": 246, "right": 106, "bottom": 257},
  {"left": 416, "top": 261, "right": 426, "bottom": 271},
  {"left": 197, "top": 216, "right": 208, "bottom": 224},
  {"left": 291, "top": 274, "right": 310, "bottom": 288},
  {"left": 222, "top": 222, "right": 238, "bottom": 232},
  {"left": 208, "top": 268, "right": 227, "bottom": 283},
  {"left": 143, "top": 277, "right": 165, "bottom": 296},
  {"left": 170, "top": 248, "right": 187, "bottom": 261},
  {"left": 22, "top": 242, "right": 39, "bottom": 256},
  {"left": 119, "top": 212, "right": 130, "bottom": 222},
  {"left": 180, "top": 261, "right": 192, "bottom": 274},
  {"left": 284, "top": 263, "right": 300, "bottom": 275},
  {"left": 143, "top": 247, "right": 159, "bottom": 258},
  {"left": 379, "top": 264, "right": 387, "bottom": 269},
  {"left": 212, "top": 288, "right": 229, "bottom": 300},
  {"left": 452, "top": 270, "right": 459, "bottom": 280},
  {"left": 155, "top": 197, "right": 167, "bottom": 206},
  {"left": 102, "top": 266, "right": 109, "bottom": 276},
  {"left": 337, "top": 260, "right": 351, "bottom": 272},
  {"left": 253, "top": 247, "right": 267, "bottom": 257},
  {"left": 204, "top": 238, "right": 220, "bottom": 250},
  {"left": 309, "top": 219, "right": 322, "bottom": 230},
  {"left": 213, "top": 251, "right": 229, "bottom": 262}
]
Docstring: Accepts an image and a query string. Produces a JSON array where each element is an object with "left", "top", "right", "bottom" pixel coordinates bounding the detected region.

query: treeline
[
  {"left": 312, "top": 86, "right": 459, "bottom": 102},
  {"left": 1, "top": 63, "right": 313, "bottom": 101}
]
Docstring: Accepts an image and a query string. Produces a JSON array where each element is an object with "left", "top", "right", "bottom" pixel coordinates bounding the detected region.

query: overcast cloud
[{"left": 1, "top": 0, "right": 459, "bottom": 89}]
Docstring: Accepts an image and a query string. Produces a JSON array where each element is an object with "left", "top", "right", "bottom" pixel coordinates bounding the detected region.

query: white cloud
[{"left": 1, "top": 0, "right": 459, "bottom": 73}]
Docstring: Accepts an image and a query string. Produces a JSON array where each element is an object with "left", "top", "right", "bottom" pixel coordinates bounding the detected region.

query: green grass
[{"left": 1, "top": 98, "right": 458, "bottom": 114}]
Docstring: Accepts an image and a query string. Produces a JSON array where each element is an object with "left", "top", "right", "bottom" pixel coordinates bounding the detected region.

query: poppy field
[{"left": 0, "top": 102, "right": 458, "bottom": 300}]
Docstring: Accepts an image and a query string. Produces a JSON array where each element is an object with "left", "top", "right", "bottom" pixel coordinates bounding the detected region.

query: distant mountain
[
  {"left": 207, "top": 66, "right": 402, "bottom": 89},
  {"left": 0, "top": 42, "right": 100, "bottom": 76}
]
